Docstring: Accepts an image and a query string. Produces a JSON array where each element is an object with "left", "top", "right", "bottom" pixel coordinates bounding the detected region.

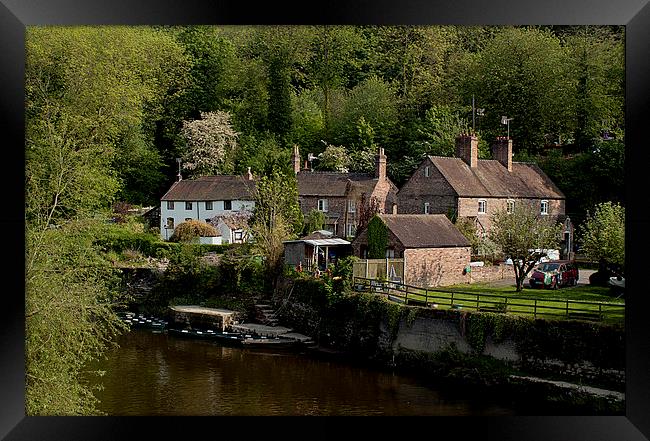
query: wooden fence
[{"left": 352, "top": 277, "right": 625, "bottom": 323}]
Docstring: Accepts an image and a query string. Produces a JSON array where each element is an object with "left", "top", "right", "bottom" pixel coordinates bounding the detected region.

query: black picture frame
[{"left": 2, "top": 0, "right": 648, "bottom": 439}]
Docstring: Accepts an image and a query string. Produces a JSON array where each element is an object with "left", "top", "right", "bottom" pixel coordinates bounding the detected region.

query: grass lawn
[{"left": 366, "top": 280, "right": 625, "bottom": 324}]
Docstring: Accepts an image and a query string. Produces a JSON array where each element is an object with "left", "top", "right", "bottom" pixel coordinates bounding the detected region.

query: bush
[{"left": 170, "top": 220, "right": 220, "bottom": 242}]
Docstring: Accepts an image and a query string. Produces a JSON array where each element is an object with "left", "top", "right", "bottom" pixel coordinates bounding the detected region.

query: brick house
[
  {"left": 292, "top": 145, "right": 399, "bottom": 239},
  {"left": 159, "top": 169, "right": 256, "bottom": 241},
  {"left": 351, "top": 214, "right": 471, "bottom": 287},
  {"left": 397, "top": 134, "right": 573, "bottom": 256}
]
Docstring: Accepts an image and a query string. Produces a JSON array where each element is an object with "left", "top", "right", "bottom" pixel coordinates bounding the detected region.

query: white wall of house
[
  {"left": 160, "top": 199, "right": 254, "bottom": 240},
  {"left": 198, "top": 236, "right": 223, "bottom": 245}
]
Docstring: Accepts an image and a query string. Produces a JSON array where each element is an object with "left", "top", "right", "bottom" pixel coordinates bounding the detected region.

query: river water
[{"left": 88, "top": 329, "right": 519, "bottom": 416}]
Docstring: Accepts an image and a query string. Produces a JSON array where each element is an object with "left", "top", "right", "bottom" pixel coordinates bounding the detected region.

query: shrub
[{"left": 170, "top": 220, "right": 219, "bottom": 243}]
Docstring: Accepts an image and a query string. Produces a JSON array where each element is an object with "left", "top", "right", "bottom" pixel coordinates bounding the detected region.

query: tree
[
  {"left": 579, "top": 202, "right": 625, "bottom": 272},
  {"left": 303, "top": 209, "right": 326, "bottom": 235},
  {"left": 489, "top": 203, "right": 563, "bottom": 291},
  {"left": 26, "top": 220, "right": 128, "bottom": 415},
  {"left": 315, "top": 144, "right": 350, "bottom": 172},
  {"left": 180, "top": 111, "right": 239, "bottom": 177},
  {"left": 356, "top": 193, "right": 381, "bottom": 236},
  {"left": 170, "top": 219, "right": 220, "bottom": 242},
  {"left": 249, "top": 171, "right": 303, "bottom": 287}
]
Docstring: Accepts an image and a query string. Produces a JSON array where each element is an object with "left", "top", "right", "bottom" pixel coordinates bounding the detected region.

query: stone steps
[{"left": 254, "top": 304, "right": 279, "bottom": 327}]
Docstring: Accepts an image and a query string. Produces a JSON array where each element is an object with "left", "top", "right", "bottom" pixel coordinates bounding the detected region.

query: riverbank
[{"left": 272, "top": 275, "right": 625, "bottom": 414}]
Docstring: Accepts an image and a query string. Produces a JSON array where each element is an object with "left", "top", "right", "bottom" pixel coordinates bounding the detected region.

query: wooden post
[
  {"left": 451, "top": 291, "right": 454, "bottom": 308},
  {"left": 425, "top": 289, "right": 428, "bottom": 306},
  {"left": 365, "top": 259, "right": 369, "bottom": 278},
  {"left": 405, "top": 285, "right": 409, "bottom": 303},
  {"left": 566, "top": 300, "right": 569, "bottom": 318},
  {"left": 534, "top": 299, "right": 537, "bottom": 318},
  {"left": 476, "top": 294, "right": 480, "bottom": 310}
]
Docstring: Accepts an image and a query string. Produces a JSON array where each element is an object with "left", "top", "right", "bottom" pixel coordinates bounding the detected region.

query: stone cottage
[
  {"left": 292, "top": 145, "right": 399, "bottom": 238},
  {"left": 351, "top": 214, "right": 471, "bottom": 287},
  {"left": 159, "top": 169, "right": 256, "bottom": 241},
  {"left": 396, "top": 134, "right": 573, "bottom": 256}
]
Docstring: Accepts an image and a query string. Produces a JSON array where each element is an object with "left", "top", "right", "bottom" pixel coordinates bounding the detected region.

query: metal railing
[{"left": 352, "top": 277, "right": 625, "bottom": 322}]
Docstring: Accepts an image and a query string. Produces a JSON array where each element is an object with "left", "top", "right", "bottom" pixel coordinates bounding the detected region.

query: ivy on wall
[{"left": 367, "top": 215, "right": 388, "bottom": 259}]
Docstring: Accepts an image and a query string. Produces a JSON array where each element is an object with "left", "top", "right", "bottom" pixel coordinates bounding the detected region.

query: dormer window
[
  {"left": 478, "top": 199, "right": 487, "bottom": 214},
  {"left": 541, "top": 200, "right": 549, "bottom": 215},
  {"left": 423, "top": 202, "right": 430, "bottom": 214},
  {"left": 424, "top": 166, "right": 430, "bottom": 177}
]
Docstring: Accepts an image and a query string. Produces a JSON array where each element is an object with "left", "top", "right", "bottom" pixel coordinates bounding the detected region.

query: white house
[
  {"left": 160, "top": 171, "right": 256, "bottom": 241},
  {"left": 214, "top": 214, "right": 251, "bottom": 244}
]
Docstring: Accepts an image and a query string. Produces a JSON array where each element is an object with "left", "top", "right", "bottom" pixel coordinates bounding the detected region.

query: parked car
[{"left": 528, "top": 260, "right": 579, "bottom": 289}]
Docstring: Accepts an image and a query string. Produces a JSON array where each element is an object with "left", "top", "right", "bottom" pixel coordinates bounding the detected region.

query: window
[
  {"left": 347, "top": 223, "right": 356, "bottom": 237},
  {"left": 348, "top": 199, "right": 356, "bottom": 213},
  {"left": 423, "top": 202, "right": 430, "bottom": 214},
  {"left": 318, "top": 199, "right": 328, "bottom": 212},
  {"left": 478, "top": 199, "right": 487, "bottom": 214},
  {"left": 205, "top": 201, "right": 213, "bottom": 210},
  {"left": 507, "top": 199, "right": 515, "bottom": 214},
  {"left": 166, "top": 218, "right": 174, "bottom": 229},
  {"left": 234, "top": 231, "right": 243, "bottom": 241},
  {"left": 185, "top": 218, "right": 192, "bottom": 222},
  {"left": 166, "top": 201, "right": 174, "bottom": 210},
  {"left": 541, "top": 200, "right": 549, "bottom": 215},
  {"left": 385, "top": 248, "right": 395, "bottom": 258},
  {"left": 424, "top": 166, "right": 430, "bottom": 177},
  {"left": 224, "top": 200, "right": 232, "bottom": 211},
  {"left": 185, "top": 201, "right": 193, "bottom": 210}
]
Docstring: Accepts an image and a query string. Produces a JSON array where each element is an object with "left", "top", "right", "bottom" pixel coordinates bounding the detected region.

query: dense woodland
[
  {"left": 24, "top": 25, "right": 625, "bottom": 415},
  {"left": 26, "top": 25, "right": 624, "bottom": 226}
]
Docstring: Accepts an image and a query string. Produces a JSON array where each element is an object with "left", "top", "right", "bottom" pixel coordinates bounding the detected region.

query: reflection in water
[{"left": 87, "top": 330, "right": 515, "bottom": 416}]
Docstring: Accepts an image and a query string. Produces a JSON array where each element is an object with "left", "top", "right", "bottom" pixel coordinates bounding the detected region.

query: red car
[{"left": 528, "top": 260, "right": 579, "bottom": 289}]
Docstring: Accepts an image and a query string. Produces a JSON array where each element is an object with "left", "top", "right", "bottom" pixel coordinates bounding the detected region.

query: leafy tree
[
  {"left": 26, "top": 220, "right": 128, "bottom": 415},
  {"left": 170, "top": 219, "right": 220, "bottom": 242},
  {"left": 303, "top": 209, "right": 326, "bottom": 235},
  {"left": 307, "top": 26, "right": 361, "bottom": 139},
  {"left": 489, "top": 203, "right": 563, "bottom": 291},
  {"left": 250, "top": 171, "right": 304, "bottom": 287},
  {"left": 454, "top": 27, "right": 574, "bottom": 153},
  {"left": 579, "top": 202, "right": 625, "bottom": 271},
  {"left": 289, "top": 90, "right": 324, "bottom": 152},
  {"left": 315, "top": 144, "right": 350, "bottom": 172},
  {"left": 180, "top": 111, "right": 239, "bottom": 177},
  {"left": 356, "top": 194, "right": 381, "bottom": 238}
]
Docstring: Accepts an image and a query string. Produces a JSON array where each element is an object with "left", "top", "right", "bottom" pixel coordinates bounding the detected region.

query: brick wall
[
  {"left": 458, "top": 197, "right": 565, "bottom": 233},
  {"left": 463, "top": 264, "right": 511, "bottom": 284},
  {"left": 300, "top": 177, "right": 398, "bottom": 237},
  {"left": 404, "top": 247, "right": 471, "bottom": 287},
  {"left": 397, "top": 158, "right": 457, "bottom": 215}
]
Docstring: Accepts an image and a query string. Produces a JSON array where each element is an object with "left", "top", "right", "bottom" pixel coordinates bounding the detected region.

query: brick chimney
[
  {"left": 456, "top": 133, "right": 478, "bottom": 168},
  {"left": 375, "top": 147, "right": 387, "bottom": 179},
  {"left": 246, "top": 166, "right": 253, "bottom": 180},
  {"left": 291, "top": 145, "right": 301, "bottom": 174},
  {"left": 492, "top": 137, "right": 513, "bottom": 172}
]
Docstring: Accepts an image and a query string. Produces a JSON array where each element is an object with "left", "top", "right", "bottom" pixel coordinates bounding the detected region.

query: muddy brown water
[{"left": 86, "top": 329, "right": 523, "bottom": 416}]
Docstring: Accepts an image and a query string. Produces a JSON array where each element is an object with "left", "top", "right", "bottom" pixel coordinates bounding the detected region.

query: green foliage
[
  {"left": 489, "top": 202, "right": 563, "bottom": 291},
  {"left": 579, "top": 202, "right": 625, "bottom": 268},
  {"left": 315, "top": 144, "right": 350, "bottom": 172},
  {"left": 366, "top": 215, "right": 388, "bottom": 259},
  {"left": 169, "top": 219, "right": 220, "bottom": 243},
  {"left": 26, "top": 219, "right": 128, "bottom": 415},
  {"left": 303, "top": 209, "right": 326, "bottom": 235}
]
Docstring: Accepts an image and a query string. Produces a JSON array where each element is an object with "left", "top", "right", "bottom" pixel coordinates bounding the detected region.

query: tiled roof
[
  {"left": 161, "top": 176, "right": 257, "bottom": 201},
  {"left": 297, "top": 171, "right": 379, "bottom": 197},
  {"left": 426, "top": 157, "right": 565, "bottom": 199},
  {"left": 378, "top": 214, "right": 471, "bottom": 248}
]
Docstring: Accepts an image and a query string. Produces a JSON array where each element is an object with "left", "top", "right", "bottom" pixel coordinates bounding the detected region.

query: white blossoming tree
[{"left": 180, "top": 111, "right": 239, "bottom": 177}]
